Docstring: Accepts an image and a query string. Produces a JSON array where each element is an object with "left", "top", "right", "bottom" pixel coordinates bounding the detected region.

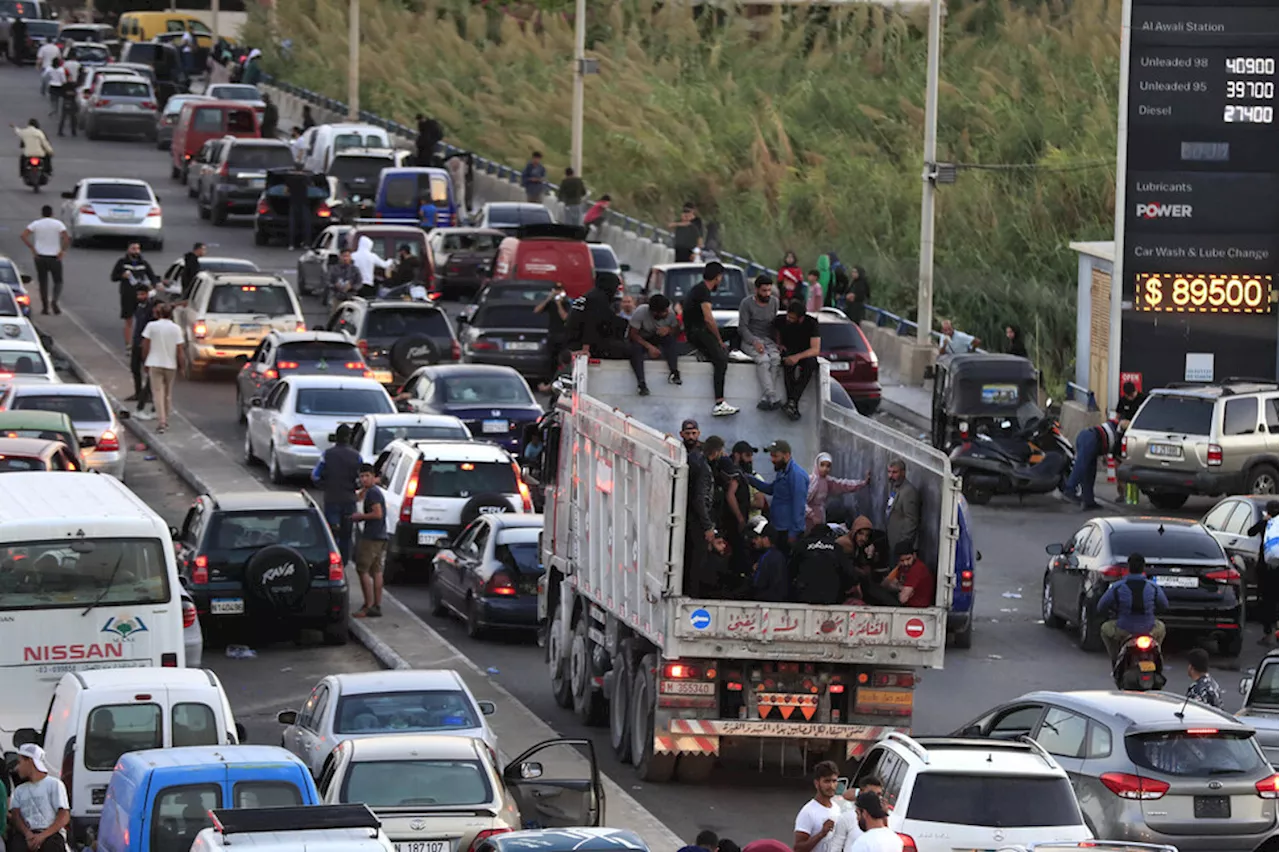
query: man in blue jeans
[{"left": 312, "top": 424, "right": 364, "bottom": 566}]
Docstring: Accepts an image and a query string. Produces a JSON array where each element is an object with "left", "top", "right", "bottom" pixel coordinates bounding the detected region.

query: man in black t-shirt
[
  {"left": 683, "top": 262, "right": 739, "bottom": 417},
  {"left": 772, "top": 300, "right": 822, "bottom": 420}
]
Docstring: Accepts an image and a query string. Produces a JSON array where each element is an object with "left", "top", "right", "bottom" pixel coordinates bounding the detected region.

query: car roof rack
[{"left": 209, "top": 804, "right": 380, "bottom": 838}]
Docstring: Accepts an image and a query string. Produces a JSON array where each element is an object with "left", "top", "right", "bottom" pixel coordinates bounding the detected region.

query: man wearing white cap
[{"left": 9, "top": 743, "right": 70, "bottom": 852}]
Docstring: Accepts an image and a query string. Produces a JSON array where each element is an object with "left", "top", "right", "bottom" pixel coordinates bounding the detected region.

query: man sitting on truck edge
[
  {"left": 10, "top": 744, "right": 70, "bottom": 852},
  {"left": 748, "top": 439, "right": 808, "bottom": 553}
]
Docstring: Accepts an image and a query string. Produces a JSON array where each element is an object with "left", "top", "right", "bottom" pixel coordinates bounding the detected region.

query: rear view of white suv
[
  {"left": 375, "top": 439, "right": 532, "bottom": 581},
  {"left": 850, "top": 733, "right": 1091, "bottom": 852}
]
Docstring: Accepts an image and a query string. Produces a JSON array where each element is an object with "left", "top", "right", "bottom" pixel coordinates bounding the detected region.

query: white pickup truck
[{"left": 536, "top": 355, "right": 959, "bottom": 782}]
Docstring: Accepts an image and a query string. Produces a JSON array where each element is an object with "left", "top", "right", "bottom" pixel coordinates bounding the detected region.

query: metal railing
[{"left": 263, "top": 72, "right": 983, "bottom": 350}]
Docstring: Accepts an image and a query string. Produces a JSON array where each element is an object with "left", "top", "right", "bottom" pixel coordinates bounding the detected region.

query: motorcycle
[
  {"left": 1113, "top": 633, "right": 1166, "bottom": 691},
  {"left": 22, "top": 156, "right": 47, "bottom": 192},
  {"left": 949, "top": 409, "right": 1075, "bottom": 505}
]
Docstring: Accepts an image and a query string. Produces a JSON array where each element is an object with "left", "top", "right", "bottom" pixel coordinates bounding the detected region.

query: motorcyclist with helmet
[
  {"left": 12, "top": 118, "right": 54, "bottom": 179},
  {"left": 1097, "top": 553, "right": 1168, "bottom": 661}
]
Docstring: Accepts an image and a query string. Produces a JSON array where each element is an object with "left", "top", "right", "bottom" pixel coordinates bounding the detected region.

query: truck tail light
[
  {"left": 486, "top": 570, "right": 517, "bottom": 596},
  {"left": 1207, "top": 443, "right": 1223, "bottom": 466},
  {"left": 192, "top": 554, "right": 209, "bottom": 584},
  {"left": 400, "top": 460, "right": 422, "bottom": 522},
  {"left": 286, "top": 425, "right": 313, "bottom": 446},
  {"left": 97, "top": 430, "right": 120, "bottom": 452},
  {"left": 329, "top": 550, "right": 344, "bottom": 581}
]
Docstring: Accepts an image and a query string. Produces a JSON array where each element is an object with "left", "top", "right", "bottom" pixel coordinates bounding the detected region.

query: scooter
[
  {"left": 949, "top": 414, "right": 1075, "bottom": 505},
  {"left": 22, "top": 155, "right": 47, "bottom": 192},
  {"left": 1113, "top": 633, "right": 1166, "bottom": 691}
]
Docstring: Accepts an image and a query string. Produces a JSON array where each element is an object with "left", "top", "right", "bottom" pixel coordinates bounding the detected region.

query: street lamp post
[
  {"left": 915, "top": 0, "right": 942, "bottom": 346},
  {"left": 570, "top": 0, "right": 586, "bottom": 175},
  {"left": 347, "top": 0, "right": 360, "bottom": 121}
]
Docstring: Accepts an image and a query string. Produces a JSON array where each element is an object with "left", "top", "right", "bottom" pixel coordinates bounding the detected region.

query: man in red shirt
[{"left": 886, "top": 541, "right": 935, "bottom": 607}]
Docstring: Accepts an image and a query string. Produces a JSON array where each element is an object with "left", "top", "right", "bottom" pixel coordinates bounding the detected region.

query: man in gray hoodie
[{"left": 738, "top": 274, "right": 782, "bottom": 410}]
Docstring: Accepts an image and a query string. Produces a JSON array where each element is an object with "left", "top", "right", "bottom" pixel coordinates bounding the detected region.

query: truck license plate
[
  {"left": 482, "top": 419, "right": 508, "bottom": 434},
  {"left": 661, "top": 680, "right": 715, "bottom": 695},
  {"left": 394, "top": 843, "right": 449, "bottom": 852},
  {"left": 1156, "top": 575, "right": 1198, "bottom": 588},
  {"left": 211, "top": 598, "right": 244, "bottom": 615}
]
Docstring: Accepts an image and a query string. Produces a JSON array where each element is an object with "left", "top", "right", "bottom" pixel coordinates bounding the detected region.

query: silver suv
[{"left": 1119, "top": 380, "right": 1279, "bottom": 510}]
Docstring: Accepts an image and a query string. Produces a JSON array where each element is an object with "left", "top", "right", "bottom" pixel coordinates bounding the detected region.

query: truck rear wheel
[
  {"left": 571, "top": 617, "right": 606, "bottom": 725},
  {"left": 631, "top": 653, "right": 676, "bottom": 783},
  {"left": 609, "top": 639, "right": 635, "bottom": 763},
  {"left": 548, "top": 604, "right": 572, "bottom": 709}
]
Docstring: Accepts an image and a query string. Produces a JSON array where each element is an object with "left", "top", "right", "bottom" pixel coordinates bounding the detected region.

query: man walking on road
[
  {"left": 20, "top": 205, "right": 68, "bottom": 315},
  {"left": 351, "top": 463, "right": 388, "bottom": 618},
  {"left": 683, "top": 261, "right": 738, "bottom": 417},
  {"left": 312, "top": 425, "right": 364, "bottom": 568},
  {"left": 140, "top": 303, "right": 184, "bottom": 433}
]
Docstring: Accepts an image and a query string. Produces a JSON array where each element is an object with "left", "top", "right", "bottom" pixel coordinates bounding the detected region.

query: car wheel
[
  {"left": 1147, "top": 492, "right": 1189, "bottom": 510},
  {"left": 1247, "top": 464, "right": 1278, "bottom": 495},
  {"left": 269, "top": 444, "right": 287, "bottom": 484},
  {"left": 1042, "top": 573, "right": 1065, "bottom": 628},
  {"left": 243, "top": 428, "right": 256, "bottom": 465},
  {"left": 1077, "top": 597, "right": 1102, "bottom": 652},
  {"left": 465, "top": 595, "right": 485, "bottom": 639}
]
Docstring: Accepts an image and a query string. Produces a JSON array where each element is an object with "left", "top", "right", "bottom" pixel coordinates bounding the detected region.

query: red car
[{"left": 815, "top": 308, "right": 881, "bottom": 415}]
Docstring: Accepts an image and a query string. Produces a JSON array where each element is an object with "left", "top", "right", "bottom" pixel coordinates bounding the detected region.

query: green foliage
[{"left": 249, "top": 0, "right": 1122, "bottom": 388}]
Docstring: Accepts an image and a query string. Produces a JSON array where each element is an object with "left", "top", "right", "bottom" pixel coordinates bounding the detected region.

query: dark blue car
[
  {"left": 0, "top": 257, "right": 32, "bottom": 316},
  {"left": 949, "top": 496, "right": 977, "bottom": 648},
  {"left": 398, "top": 363, "right": 543, "bottom": 453}
]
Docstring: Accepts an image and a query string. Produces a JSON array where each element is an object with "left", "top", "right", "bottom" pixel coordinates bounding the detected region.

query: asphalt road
[{"left": 4, "top": 65, "right": 1271, "bottom": 845}]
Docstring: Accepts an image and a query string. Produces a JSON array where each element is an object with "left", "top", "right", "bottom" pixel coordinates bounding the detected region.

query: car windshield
[
  {"left": 277, "top": 341, "right": 361, "bottom": 363},
  {"left": 1131, "top": 395, "right": 1215, "bottom": 436},
  {"left": 0, "top": 349, "right": 47, "bottom": 374},
  {"left": 383, "top": 174, "right": 449, "bottom": 210},
  {"left": 488, "top": 205, "right": 551, "bottom": 227},
  {"left": 664, "top": 267, "right": 746, "bottom": 311},
  {"left": 905, "top": 773, "right": 1081, "bottom": 827},
  {"left": 0, "top": 537, "right": 170, "bottom": 611},
  {"left": 86, "top": 184, "right": 151, "bottom": 202},
  {"left": 211, "top": 85, "right": 261, "bottom": 101},
  {"left": 440, "top": 376, "right": 534, "bottom": 406},
  {"left": 474, "top": 304, "right": 548, "bottom": 330},
  {"left": 100, "top": 79, "right": 152, "bottom": 98},
  {"left": 364, "top": 308, "right": 448, "bottom": 341},
  {"left": 1108, "top": 526, "right": 1222, "bottom": 560},
  {"left": 1125, "top": 730, "right": 1265, "bottom": 776},
  {"left": 1249, "top": 661, "right": 1279, "bottom": 706},
  {"left": 12, "top": 393, "right": 109, "bottom": 422},
  {"left": 372, "top": 424, "right": 468, "bottom": 454},
  {"left": 442, "top": 232, "right": 502, "bottom": 253},
  {"left": 420, "top": 461, "right": 516, "bottom": 498},
  {"left": 819, "top": 322, "right": 869, "bottom": 353},
  {"left": 334, "top": 689, "right": 479, "bottom": 734},
  {"left": 227, "top": 145, "right": 293, "bottom": 170},
  {"left": 206, "top": 510, "right": 330, "bottom": 551},
  {"left": 331, "top": 155, "right": 391, "bottom": 188},
  {"left": 294, "top": 388, "right": 392, "bottom": 416},
  {"left": 590, "top": 246, "right": 619, "bottom": 270},
  {"left": 208, "top": 284, "right": 294, "bottom": 316},
  {"left": 341, "top": 759, "right": 492, "bottom": 809}
]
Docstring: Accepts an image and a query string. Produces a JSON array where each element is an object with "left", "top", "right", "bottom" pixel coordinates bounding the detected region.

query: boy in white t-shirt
[{"left": 793, "top": 760, "right": 842, "bottom": 852}]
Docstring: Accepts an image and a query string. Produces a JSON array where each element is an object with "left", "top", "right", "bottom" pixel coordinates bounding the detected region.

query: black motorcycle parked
[
  {"left": 949, "top": 408, "right": 1075, "bottom": 505},
  {"left": 1113, "top": 633, "right": 1166, "bottom": 691}
]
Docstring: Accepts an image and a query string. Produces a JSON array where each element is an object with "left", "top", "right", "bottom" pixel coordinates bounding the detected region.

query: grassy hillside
[{"left": 250, "top": 0, "right": 1122, "bottom": 385}]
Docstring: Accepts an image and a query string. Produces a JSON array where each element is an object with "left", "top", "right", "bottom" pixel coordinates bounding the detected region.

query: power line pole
[
  {"left": 570, "top": 0, "right": 586, "bottom": 175},
  {"left": 915, "top": 0, "right": 942, "bottom": 346},
  {"left": 347, "top": 0, "right": 360, "bottom": 121}
]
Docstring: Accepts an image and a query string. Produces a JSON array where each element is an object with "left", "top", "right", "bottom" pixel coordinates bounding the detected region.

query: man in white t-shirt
[
  {"left": 829, "top": 776, "right": 884, "bottom": 852},
  {"left": 794, "top": 760, "right": 842, "bottom": 852},
  {"left": 848, "top": 791, "right": 901, "bottom": 852},
  {"left": 20, "top": 204, "right": 69, "bottom": 315},
  {"left": 140, "top": 302, "right": 185, "bottom": 433},
  {"left": 10, "top": 743, "right": 71, "bottom": 852}
]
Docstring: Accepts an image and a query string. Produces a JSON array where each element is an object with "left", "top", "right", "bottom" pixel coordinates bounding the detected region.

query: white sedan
[
  {"left": 61, "top": 178, "right": 164, "bottom": 251},
  {"left": 276, "top": 670, "right": 498, "bottom": 778},
  {"left": 243, "top": 374, "right": 395, "bottom": 483}
]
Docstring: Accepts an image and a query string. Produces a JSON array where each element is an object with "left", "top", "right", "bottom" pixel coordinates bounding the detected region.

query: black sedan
[
  {"left": 458, "top": 299, "right": 550, "bottom": 380},
  {"left": 396, "top": 363, "right": 542, "bottom": 455},
  {"left": 1041, "top": 516, "right": 1245, "bottom": 656},
  {"left": 426, "top": 513, "right": 545, "bottom": 637}
]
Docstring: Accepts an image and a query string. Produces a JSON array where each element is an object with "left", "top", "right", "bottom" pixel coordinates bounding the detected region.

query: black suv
[
  {"left": 325, "top": 298, "right": 460, "bottom": 388},
  {"left": 175, "top": 491, "right": 349, "bottom": 645}
]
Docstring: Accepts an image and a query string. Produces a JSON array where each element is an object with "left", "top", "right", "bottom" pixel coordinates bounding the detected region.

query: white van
[
  {"left": 0, "top": 472, "right": 186, "bottom": 751},
  {"left": 14, "top": 668, "right": 242, "bottom": 844},
  {"left": 299, "top": 123, "right": 392, "bottom": 175}
]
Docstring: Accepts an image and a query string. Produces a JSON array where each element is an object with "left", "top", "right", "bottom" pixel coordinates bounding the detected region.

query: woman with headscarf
[
  {"left": 778, "top": 251, "right": 803, "bottom": 297},
  {"left": 805, "top": 452, "right": 869, "bottom": 533},
  {"left": 1004, "top": 324, "right": 1028, "bottom": 357}
]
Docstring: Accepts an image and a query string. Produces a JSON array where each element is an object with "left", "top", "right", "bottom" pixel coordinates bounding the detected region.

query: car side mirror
[
  {"left": 1240, "top": 677, "right": 1253, "bottom": 696},
  {"left": 276, "top": 710, "right": 298, "bottom": 725},
  {"left": 13, "top": 728, "right": 40, "bottom": 748},
  {"left": 1044, "top": 543, "right": 1063, "bottom": 556},
  {"left": 516, "top": 761, "right": 542, "bottom": 780},
  {"left": 251, "top": 398, "right": 263, "bottom": 407},
  {"left": 477, "top": 700, "right": 496, "bottom": 716},
  {"left": 60, "top": 191, "right": 74, "bottom": 199}
]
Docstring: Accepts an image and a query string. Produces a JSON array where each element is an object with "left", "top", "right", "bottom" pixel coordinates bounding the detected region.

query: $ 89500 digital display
[{"left": 1133, "top": 273, "right": 1274, "bottom": 313}]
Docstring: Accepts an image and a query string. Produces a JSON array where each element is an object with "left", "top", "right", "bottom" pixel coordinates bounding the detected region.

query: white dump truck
[{"left": 536, "top": 355, "right": 960, "bottom": 782}]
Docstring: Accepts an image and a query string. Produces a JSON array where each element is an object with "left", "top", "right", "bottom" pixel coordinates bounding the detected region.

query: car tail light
[
  {"left": 1257, "top": 774, "right": 1279, "bottom": 799},
  {"left": 182, "top": 599, "right": 197, "bottom": 628},
  {"left": 286, "top": 425, "right": 313, "bottom": 446},
  {"left": 141, "top": 101, "right": 156, "bottom": 110},
  {"left": 329, "top": 550, "right": 344, "bottom": 581},
  {"left": 277, "top": 361, "right": 299, "bottom": 371},
  {"left": 664, "top": 661, "right": 702, "bottom": 679},
  {"left": 466, "top": 829, "right": 512, "bottom": 852},
  {"left": 79, "top": 205, "right": 96, "bottom": 216},
  {"left": 1101, "top": 563, "right": 1128, "bottom": 579},
  {"left": 146, "top": 206, "right": 161, "bottom": 218},
  {"left": 192, "top": 554, "right": 209, "bottom": 584},
  {"left": 401, "top": 460, "right": 423, "bottom": 522},
  {"left": 1100, "top": 772, "right": 1169, "bottom": 800},
  {"left": 97, "top": 430, "right": 120, "bottom": 452},
  {"left": 256, "top": 199, "right": 269, "bottom": 216},
  {"left": 317, "top": 203, "right": 332, "bottom": 219},
  {"left": 1134, "top": 635, "right": 1154, "bottom": 650},
  {"left": 1207, "top": 443, "right": 1223, "bottom": 466},
  {"left": 1205, "top": 566, "right": 1241, "bottom": 583},
  {"left": 94, "top": 98, "right": 110, "bottom": 107},
  {"left": 486, "top": 570, "right": 517, "bottom": 596},
  {"left": 896, "top": 835, "right": 916, "bottom": 852},
  {"left": 193, "top": 320, "right": 208, "bottom": 339},
  {"left": 470, "top": 340, "right": 499, "bottom": 351},
  {"left": 959, "top": 569, "right": 973, "bottom": 593},
  {"left": 512, "top": 462, "right": 533, "bottom": 511}
]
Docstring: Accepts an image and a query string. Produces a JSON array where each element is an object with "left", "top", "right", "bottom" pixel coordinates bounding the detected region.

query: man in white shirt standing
[
  {"left": 10, "top": 743, "right": 71, "bottom": 852},
  {"left": 140, "top": 302, "right": 185, "bottom": 433},
  {"left": 794, "top": 761, "right": 842, "bottom": 852},
  {"left": 848, "top": 791, "right": 901, "bottom": 852},
  {"left": 20, "top": 204, "right": 69, "bottom": 315}
]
